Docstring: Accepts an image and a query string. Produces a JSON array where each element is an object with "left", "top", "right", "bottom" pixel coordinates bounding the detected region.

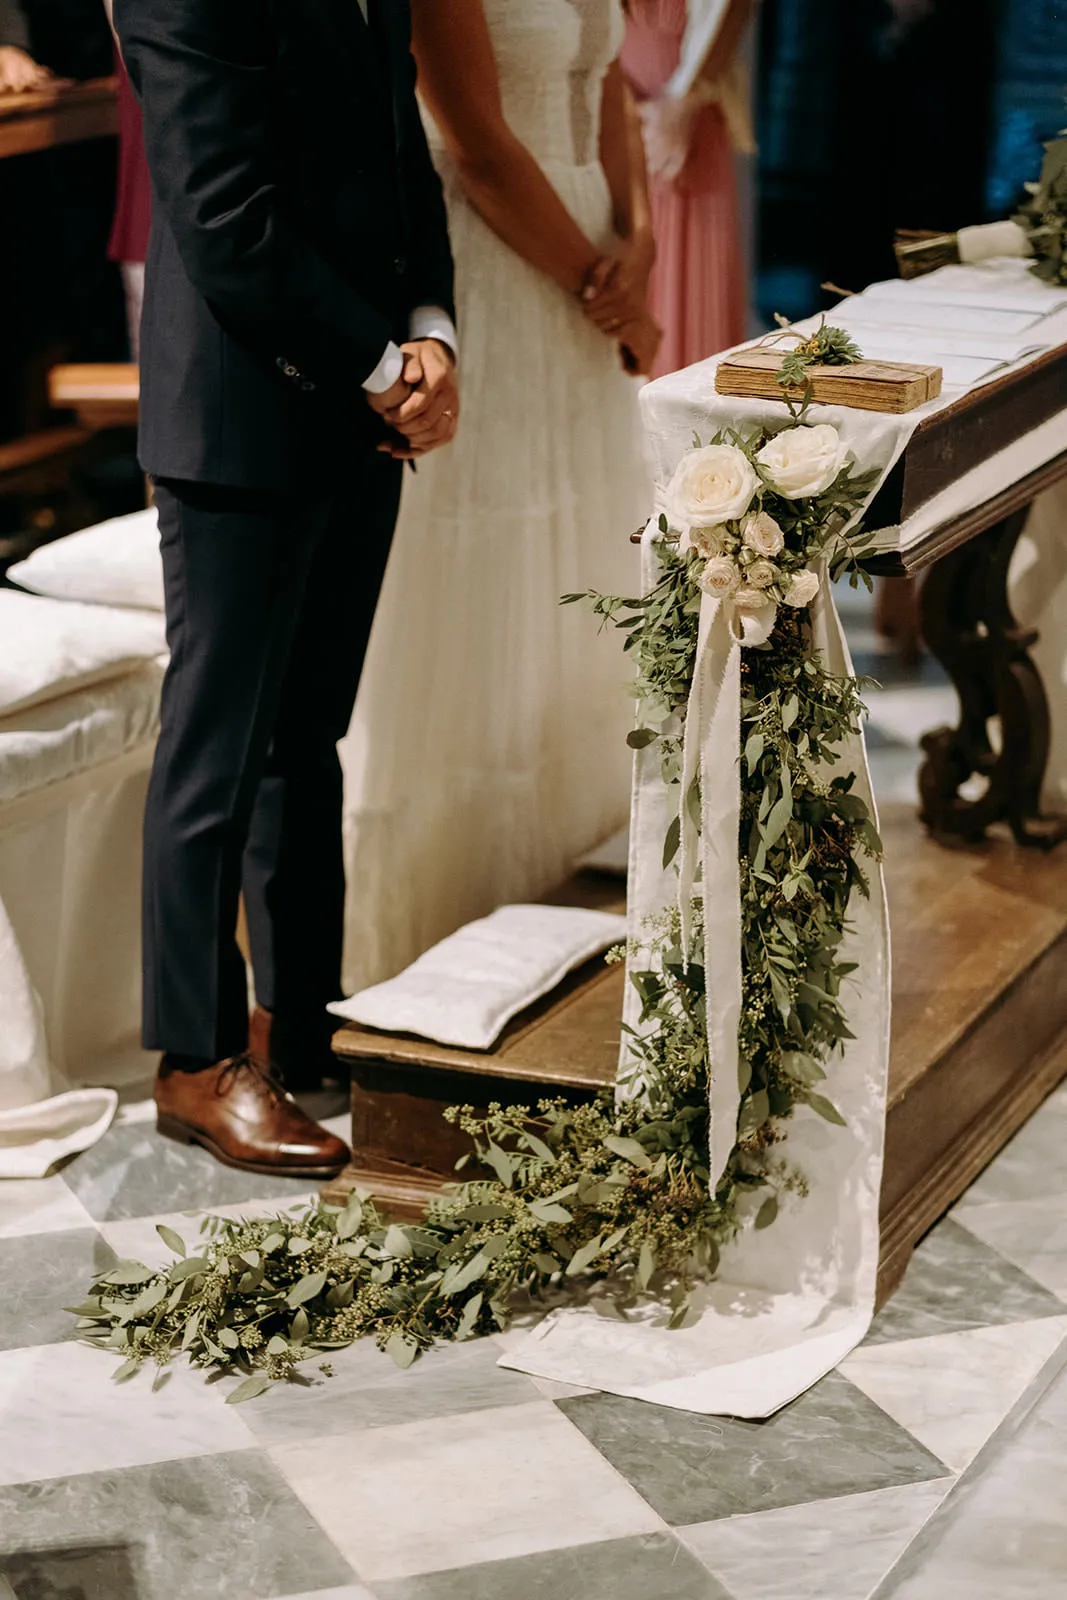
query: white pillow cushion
[
  {"left": 7, "top": 508, "right": 163, "bottom": 611},
  {"left": 0, "top": 660, "right": 164, "bottom": 803},
  {"left": 0, "top": 590, "right": 168, "bottom": 716},
  {"left": 329, "top": 903, "right": 627, "bottom": 1050}
]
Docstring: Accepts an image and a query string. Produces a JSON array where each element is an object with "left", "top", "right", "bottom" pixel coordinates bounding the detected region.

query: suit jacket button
[
  {"left": 394, "top": 255, "right": 407, "bottom": 275},
  {"left": 275, "top": 356, "right": 287, "bottom": 370},
  {"left": 301, "top": 380, "right": 316, "bottom": 392}
]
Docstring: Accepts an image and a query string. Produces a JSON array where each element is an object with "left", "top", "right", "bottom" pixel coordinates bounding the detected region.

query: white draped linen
[
  {"left": 0, "top": 586, "right": 165, "bottom": 1177},
  {"left": 502, "top": 258, "right": 1067, "bottom": 1416}
]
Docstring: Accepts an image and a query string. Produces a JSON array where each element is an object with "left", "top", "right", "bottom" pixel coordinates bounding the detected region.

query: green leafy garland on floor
[{"left": 70, "top": 399, "right": 883, "bottom": 1400}]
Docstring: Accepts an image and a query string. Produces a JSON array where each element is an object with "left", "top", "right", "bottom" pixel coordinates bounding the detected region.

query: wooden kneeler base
[{"left": 327, "top": 813, "right": 1067, "bottom": 1311}]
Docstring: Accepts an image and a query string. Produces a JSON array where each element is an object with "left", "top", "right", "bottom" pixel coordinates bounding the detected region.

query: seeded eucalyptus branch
[{"left": 72, "top": 421, "right": 880, "bottom": 1395}]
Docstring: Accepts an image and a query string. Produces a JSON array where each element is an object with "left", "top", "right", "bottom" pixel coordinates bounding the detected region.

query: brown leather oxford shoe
[{"left": 155, "top": 1051, "right": 350, "bottom": 1178}]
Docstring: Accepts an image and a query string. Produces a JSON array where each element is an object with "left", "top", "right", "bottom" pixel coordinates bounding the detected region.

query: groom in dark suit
[{"left": 114, "top": 0, "right": 457, "bottom": 1177}]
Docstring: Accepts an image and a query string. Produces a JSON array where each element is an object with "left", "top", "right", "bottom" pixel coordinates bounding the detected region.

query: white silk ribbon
[{"left": 676, "top": 591, "right": 779, "bottom": 1187}]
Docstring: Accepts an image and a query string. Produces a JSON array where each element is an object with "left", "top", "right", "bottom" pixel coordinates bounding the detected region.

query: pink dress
[{"left": 620, "top": 0, "right": 745, "bottom": 377}]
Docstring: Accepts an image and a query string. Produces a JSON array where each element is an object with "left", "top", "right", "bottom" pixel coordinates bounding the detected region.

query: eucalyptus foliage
[{"left": 72, "top": 418, "right": 881, "bottom": 1394}]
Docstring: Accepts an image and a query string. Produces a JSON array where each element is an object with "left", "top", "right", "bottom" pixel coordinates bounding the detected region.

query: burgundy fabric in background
[{"left": 107, "top": 54, "right": 151, "bottom": 265}]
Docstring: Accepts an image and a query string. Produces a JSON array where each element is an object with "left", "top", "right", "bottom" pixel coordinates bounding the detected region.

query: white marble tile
[
  {"left": 679, "top": 1479, "right": 952, "bottom": 1600},
  {"left": 841, "top": 1316, "right": 1067, "bottom": 1473},
  {"left": 863, "top": 684, "right": 960, "bottom": 748},
  {"left": 956, "top": 1084, "right": 1067, "bottom": 1207},
  {"left": 0, "top": 1338, "right": 257, "bottom": 1485},
  {"left": 270, "top": 1400, "right": 665, "bottom": 1582},
  {"left": 878, "top": 1351, "right": 1067, "bottom": 1599},
  {"left": 0, "top": 1176, "right": 95, "bottom": 1238},
  {"left": 268, "top": 1590, "right": 376, "bottom": 1600},
  {"left": 99, "top": 1192, "right": 316, "bottom": 1267},
  {"left": 116, "top": 1096, "right": 158, "bottom": 1125},
  {"left": 952, "top": 1194, "right": 1067, "bottom": 1301}
]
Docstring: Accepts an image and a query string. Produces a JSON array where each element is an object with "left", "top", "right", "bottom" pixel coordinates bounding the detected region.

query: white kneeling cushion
[
  {"left": 329, "top": 903, "right": 627, "bottom": 1050},
  {"left": 7, "top": 507, "right": 163, "bottom": 611},
  {"left": 0, "top": 590, "right": 167, "bottom": 717},
  {"left": 0, "top": 660, "right": 164, "bottom": 804}
]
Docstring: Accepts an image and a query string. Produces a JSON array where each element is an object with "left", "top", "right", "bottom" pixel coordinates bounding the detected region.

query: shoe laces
[{"left": 216, "top": 1050, "right": 289, "bottom": 1105}]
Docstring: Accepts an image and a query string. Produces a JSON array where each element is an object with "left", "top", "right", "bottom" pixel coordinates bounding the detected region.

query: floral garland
[{"left": 71, "top": 402, "right": 882, "bottom": 1397}]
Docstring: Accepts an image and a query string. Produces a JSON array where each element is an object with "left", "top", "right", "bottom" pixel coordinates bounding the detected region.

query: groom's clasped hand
[{"left": 369, "top": 338, "right": 461, "bottom": 460}]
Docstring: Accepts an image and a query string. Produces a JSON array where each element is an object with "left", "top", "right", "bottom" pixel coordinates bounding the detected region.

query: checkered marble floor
[
  {"left": 3, "top": 1080, "right": 1067, "bottom": 1600},
  {"left": 4, "top": 591, "right": 1066, "bottom": 1600}
]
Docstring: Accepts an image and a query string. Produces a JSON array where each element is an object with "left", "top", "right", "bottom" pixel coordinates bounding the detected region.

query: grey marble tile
[
  {"left": 239, "top": 1333, "right": 538, "bottom": 1445},
  {"left": 557, "top": 1371, "right": 947, "bottom": 1526},
  {"left": 0, "top": 1227, "right": 116, "bottom": 1351},
  {"left": 373, "top": 1532, "right": 731, "bottom": 1600},
  {"left": 864, "top": 1218, "right": 1066, "bottom": 1345},
  {"left": 62, "top": 1120, "right": 317, "bottom": 1221},
  {"left": 959, "top": 1084, "right": 1067, "bottom": 1206},
  {"left": 875, "top": 1345, "right": 1067, "bottom": 1598},
  {"left": 681, "top": 1480, "right": 952, "bottom": 1600},
  {"left": 866, "top": 746, "right": 921, "bottom": 807},
  {"left": 952, "top": 1194, "right": 1067, "bottom": 1302},
  {"left": 0, "top": 1450, "right": 355, "bottom": 1600}
]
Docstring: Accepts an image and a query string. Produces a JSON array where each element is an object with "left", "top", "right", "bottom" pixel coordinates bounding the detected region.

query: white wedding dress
[{"left": 340, "top": 0, "right": 649, "bottom": 989}]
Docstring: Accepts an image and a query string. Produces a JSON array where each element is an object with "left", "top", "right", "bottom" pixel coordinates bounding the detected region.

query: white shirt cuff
[
  {"left": 409, "top": 305, "right": 458, "bottom": 361},
  {"left": 362, "top": 309, "right": 458, "bottom": 393},
  {"left": 362, "top": 341, "right": 405, "bottom": 395}
]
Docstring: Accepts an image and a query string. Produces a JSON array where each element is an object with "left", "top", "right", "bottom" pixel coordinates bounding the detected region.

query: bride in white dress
[{"left": 341, "top": 0, "right": 660, "bottom": 988}]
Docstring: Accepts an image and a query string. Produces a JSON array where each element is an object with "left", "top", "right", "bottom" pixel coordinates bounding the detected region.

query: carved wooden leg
[{"left": 918, "top": 507, "right": 1067, "bottom": 848}]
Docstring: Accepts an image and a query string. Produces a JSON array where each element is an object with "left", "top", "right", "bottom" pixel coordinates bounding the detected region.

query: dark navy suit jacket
[{"left": 115, "top": 0, "right": 455, "bottom": 488}]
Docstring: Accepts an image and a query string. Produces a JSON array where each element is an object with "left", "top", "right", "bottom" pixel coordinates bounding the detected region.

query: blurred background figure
[
  {"left": 106, "top": 54, "right": 150, "bottom": 360},
  {"left": 621, "top": 0, "right": 754, "bottom": 376},
  {"left": 0, "top": 0, "right": 52, "bottom": 91}
]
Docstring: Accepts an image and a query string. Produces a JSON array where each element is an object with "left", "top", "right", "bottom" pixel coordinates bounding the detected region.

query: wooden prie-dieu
[{"left": 328, "top": 341, "right": 1067, "bottom": 1302}]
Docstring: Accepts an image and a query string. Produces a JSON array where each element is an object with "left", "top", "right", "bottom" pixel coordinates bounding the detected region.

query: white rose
[
  {"left": 666, "top": 444, "right": 758, "bottom": 529},
  {"left": 757, "top": 425, "right": 850, "bottom": 500},
  {"left": 733, "top": 585, "right": 773, "bottom": 610},
  {"left": 698, "top": 555, "right": 741, "bottom": 597},
  {"left": 746, "top": 559, "right": 777, "bottom": 589},
  {"left": 783, "top": 568, "right": 821, "bottom": 607},
  {"left": 742, "top": 511, "right": 785, "bottom": 558},
  {"left": 679, "top": 524, "right": 726, "bottom": 560}
]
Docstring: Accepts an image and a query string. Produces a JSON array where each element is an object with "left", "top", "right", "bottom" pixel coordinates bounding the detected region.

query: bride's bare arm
[
  {"left": 584, "top": 61, "right": 656, "bottom": 324},
  {"left": 409, "top": 0, "right": 603, "bottom": 296}
]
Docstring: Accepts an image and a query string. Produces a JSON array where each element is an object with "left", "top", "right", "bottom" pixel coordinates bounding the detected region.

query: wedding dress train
[{"left": 340, "top": 0, "right": 650, "bottom": 991}]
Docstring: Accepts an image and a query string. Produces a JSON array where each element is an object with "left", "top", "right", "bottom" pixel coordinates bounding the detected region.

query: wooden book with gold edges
[{"left": 715, "top": 349, "right": 943, "bottom": 414}]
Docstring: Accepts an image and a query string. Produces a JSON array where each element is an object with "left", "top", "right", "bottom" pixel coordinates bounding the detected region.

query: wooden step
[{"left": 326, "top": 808, "right": 1067, "bottom": 1305}]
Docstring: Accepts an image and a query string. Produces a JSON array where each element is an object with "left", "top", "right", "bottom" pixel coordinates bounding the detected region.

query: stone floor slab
[
  {"left": 558, "top": 1371, "right": 947, "bottom": 1526},
  {"left": 271, "top": 1401, "right": 664, "bottom": 1582},
  {"left": 373, "top": 1532, "right": 730, "bottom": 1600},
  {"left": 0, "top": 1450, "right": 354, "bottom": 1600}
]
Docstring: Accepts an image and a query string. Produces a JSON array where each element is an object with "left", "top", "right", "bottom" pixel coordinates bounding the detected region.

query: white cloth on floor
[
  {"left": 7, "top": 509, "right": 163, "bottom": 612},
  {"left": 0, "top": 890, "right": 117, "bottom": 1178},
  {"left": 330, "top": 904, "right": 626, "bottom": 1050}
]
